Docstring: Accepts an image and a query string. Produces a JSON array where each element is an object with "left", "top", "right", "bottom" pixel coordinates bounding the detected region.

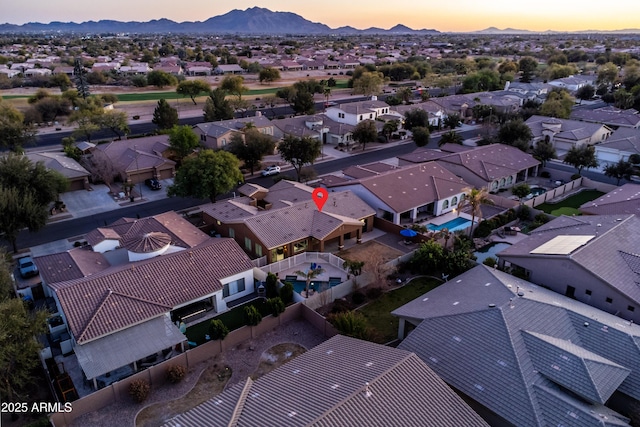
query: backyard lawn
[
  {"left": 358, "top": 277, "right": 441, "bottom": 344},
  {"left": 536, "top": 189, "right": 604, "bottom": 216},
  {"left": 186, "top": 299, "right": 272, "bottom": 345}
]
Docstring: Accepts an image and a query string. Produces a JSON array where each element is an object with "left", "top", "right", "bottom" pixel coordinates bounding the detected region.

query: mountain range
[{"left": 0, "top": 7, "right": 439, "bottom": 35}]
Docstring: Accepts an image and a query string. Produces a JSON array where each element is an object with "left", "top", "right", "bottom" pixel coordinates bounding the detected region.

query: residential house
[
  {"left": 92, "top": 135, "right": 175, "bottom": 184},
  {"left": 324, "top": 161, "right": 469, "bottom": 224},
  {"left": 401, "top": 144, "right": 540, "bottom": 192},
  {"left": 548, "top": 75, "right": 596, "bottom": 92},
  {"left": 324, "top": 99, "right": 391, "bottom": 126},
  {"left": 184, "top": 62, "right": 213, "bottom": 76},
  {"left": 119, "top": 63, "right": 151, "bottom": 75},
  {"left": 164, "top": 335, "right": 489, "bottom": 427},
  {"left": 201, "top": 180, "right": 375, "bottom": 262},
  {"left": 571, "top": 107, "right": 640, "bottom": 129},
  {"left": 194, "top": 115, "right": 274, "bottom": 150},
  {"left": 24, "top": 68, "right": 52, "bottom": 77},
  {"left": 271, "top": 115, "right": 326, "bottom": 140},
  {"left": 25, "top": 152, "right": 90, "bottom": 192},
  {"left": 32, "top": 211, "right": 255, "bottom": 390},
  {"left": 390, "top": 101, "right": 446, "bottom": 128},
  {"left": 0, "top": 67, "right": 20, "bottom": 78},
  {"left": 394, "top": 264, "right": 640, "bottom": 427},
  {"left": 579, "top": 184, "right": 640, "bottom": 215},
  {"left": 525, "top": 115, "right": 613, "bottom": 153},
  {"left": 52, "top": 66, "right": 75, "bottom": 76},
  {"left": 213, "top": 64, "right": 245, "bottom": 75},
  {"left": 504, "top": 81, "right": 550, "bottom": 101},
  {"left": 498, "top": 214, "right": 640, "bottom": 322},
  {"left": 593, "top": 127, "right": 640, "bottom": 171}
]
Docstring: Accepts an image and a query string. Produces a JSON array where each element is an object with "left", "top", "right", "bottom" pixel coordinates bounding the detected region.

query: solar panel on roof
[{"left": 530, "top": 235, "right": 595, "bottom": 255}]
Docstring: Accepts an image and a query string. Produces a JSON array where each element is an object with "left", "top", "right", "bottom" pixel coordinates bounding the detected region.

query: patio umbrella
[{"left": 400, "top": 228, "right": 418, "bottom": 238}]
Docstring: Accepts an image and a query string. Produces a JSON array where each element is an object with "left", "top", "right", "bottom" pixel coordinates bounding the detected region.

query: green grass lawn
[
  {"left": 186, "top": 299, "right": 272, "bottom": 345},
  {"left": 537, "top": 190, "right": 605, "bottom": 215},
  {"left": 358, "top": 277, "right": 441, "bottom": 344}
]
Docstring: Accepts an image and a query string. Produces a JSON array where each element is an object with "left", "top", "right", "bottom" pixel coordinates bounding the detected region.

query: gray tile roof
[
  {"left": 53, "top": 238, "right": 254, "bottom": 343},
  {"left": 525, "top": 115, "right": 610, "bottom": 142},
  {"left": 163, "top": 335, "right": 489, "bottom": 427},
  {"left": 395, "top": 265, "right": 640, "bottom": 427},
  {"left": 25, "top": 152, "right": 90, "bottom": 179},
  {"left": 580, "top": 184, "right": 640, "bottom": 215},
  {"left": 499, "top": 214, "right": 640, "bottom": 302},
  {"left": 571, "top": 108, "right": 640, "bottom": 128},
  {"left": 342, "top": 162, "right": 399, "bottom": 179}
]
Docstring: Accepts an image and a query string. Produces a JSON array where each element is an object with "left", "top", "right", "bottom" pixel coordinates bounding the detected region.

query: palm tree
[
  {"left": 457, "top": 187, "right": 494, "bottom": 237},
  {"left": 294, "top": 267, "right": 325, "bottom": 297},
  {"left": 436, "top": 228, "right": 452, "bottom": 251}
]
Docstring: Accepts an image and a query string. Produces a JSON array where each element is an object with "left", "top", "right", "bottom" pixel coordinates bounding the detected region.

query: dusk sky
[{"left": 3, "top": 0, "right": 640, "bottom": 32}]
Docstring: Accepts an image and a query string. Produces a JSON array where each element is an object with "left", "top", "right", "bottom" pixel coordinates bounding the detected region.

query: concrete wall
[
  {"left": 49, "top": 302, "right": 331, "bottom": 427},
  {"left": 523, "top": 177, "right": 583, "bottom": 208}
]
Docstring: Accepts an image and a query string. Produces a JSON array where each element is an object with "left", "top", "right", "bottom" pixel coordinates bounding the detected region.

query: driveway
[{"left": 60, "top": 184, "right": 119, "bottom": 219}]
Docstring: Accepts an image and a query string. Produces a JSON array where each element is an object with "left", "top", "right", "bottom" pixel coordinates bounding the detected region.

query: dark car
[
  {"left": 145, "top": 178, "right": 162, "bottom": 190},
  {"left": 18, "top": 257, "right": 39, "bottom": 278}
]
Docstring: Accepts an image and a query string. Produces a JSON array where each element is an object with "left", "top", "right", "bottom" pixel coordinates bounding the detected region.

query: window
[
  {"left": 223, "top": 278, "right": 246, "bottom": 299},
  {"left": 443, "top": 199, "right": 449, "bottom": 209},
  {"left": 451, "top": 196, "right": 458, "bottom": 206},
  {"left": 585, "top": 289, "right": 592, "bottom": 296},
  {"left": 369, "top": 114, "right": 373, "bottom": 119},
  {"left": 606, "top": 297, "right": 613, "bottom": 304},
  {"left": 223, "top": 284, "right": 229, "bottom": 298},
  {"left": 499, "top": 178, "right": 505, "bottom": 187},
  {"left": 228, "top": 228, "right": 235, "bottom": 238},
  {"left": 244, "top": 237, "right": 252, "bottom": 251},
  {"left": 359, "top": 115, "right": 363, "bottom": 120},
  {"left": 293, "top": 239, "right": 308, "bottom": 253},
  {"left": 507, "top": 176, "right": 513, "bottom": 185},
  {"left": 628, "top": 305, "right": 635, "bottom": 312},
  {"left": 255, "top": 244, "right": 262, "bottom": 257}
]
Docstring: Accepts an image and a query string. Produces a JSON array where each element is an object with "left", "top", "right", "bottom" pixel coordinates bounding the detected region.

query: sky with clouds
[{"left": 4, "top": 0, "right": 639, "bottom": 32}]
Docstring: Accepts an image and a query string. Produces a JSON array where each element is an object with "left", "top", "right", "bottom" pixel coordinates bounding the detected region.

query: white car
[{"left": 261, "top": 165, "right": 281, "bottom": 176}]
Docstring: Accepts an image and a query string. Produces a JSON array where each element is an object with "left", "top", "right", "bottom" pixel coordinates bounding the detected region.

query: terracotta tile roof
[
  {"left": 122, "top": 232, "right": 172, "bottom": 253},
  {"left": 54, "top": 238, "right": 254, "bottom": 343},
  {"left": 85, "top": 227, "right": 121, "bottom": 247},
  {"left": 35, "top": 247, "right": 110, "bottom": 285},
  {"left": 94, "top": 136, "right": 174, "bottom": 175},
  {"left": 25, "top": 152, "right": 90, "bottom": 179}
]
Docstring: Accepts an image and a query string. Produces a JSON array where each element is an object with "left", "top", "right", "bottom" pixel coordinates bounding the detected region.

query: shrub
[
  {"left": 265, "top": 272, "right": 278, "bottom": 298},
  {"left": 517, "top": 205, "right": 531, "bottom": 221},
  {"left": 366, "top": 287, "right": 383, "bottom": 300},
  {"left": 279, "top": 281, "right": 294, "bottom": 304},
  {"left": 129, "top": 379, "right": 150, "bottom": 403},
  {"left": 540, "top": 171, "right": 551, "bottom": 178},
  {"left": 208, "top": 319, "right": 229, "bottom": 340},
  {"left": 166, "top": 364, "right": 187, "bottom": 384},
  {"left": 267, "top": 297, "right": 285, "bottom": 317},
  {"left": 328, "top": 311, "right": 371, "bottom": 340},
  {"left": 570, "top": 173, "right": 581, "bottom": 180},
  {"left": 534, "top": 212, "right": 551, "bottom": 224},
  {"left": 244, "top": 305, "right": 262, "bottom": 326},
  {"left": 331, "top": 299, "right": 353, "bottom": 313},
  {"left": 473, "top": 220, "right": 493, "bottom": 238},
  {"left": 483, "top": 257, "right": 497, "bottom": 268},
  {"left": 351, "top": 291, "right": 366, "bottom": 305}
]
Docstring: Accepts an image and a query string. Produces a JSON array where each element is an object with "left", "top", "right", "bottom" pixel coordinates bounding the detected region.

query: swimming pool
[
  {"left": 288, "top": 280, "right": 337, "bottom": 294},
  {"left": 427, "top": 217, "right": 473, "bottom": 232},
  {"left": 473, "top": 242, "right": 512, "bottom": 264}
]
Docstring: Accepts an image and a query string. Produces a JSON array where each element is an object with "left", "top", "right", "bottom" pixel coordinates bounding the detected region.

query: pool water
[
  {"left": 427, "top": 217, "right": 472, "bottom": 232},
  {"left": 289, "top": 280, "right": 334, "bottom": 294},
  {"left": 473, "top": 242, "right": 512, "bottom": 264}
]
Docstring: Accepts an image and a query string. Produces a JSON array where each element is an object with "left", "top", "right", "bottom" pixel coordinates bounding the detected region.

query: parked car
[
  {"left": 261, "top": 165, "right": 281, "bottom": 177},
  {"left": 18, "top": 257, "right": 38, "bottom": 278},
  {"left": 145, "top": 178, "right": 162, "bottom": 190}
]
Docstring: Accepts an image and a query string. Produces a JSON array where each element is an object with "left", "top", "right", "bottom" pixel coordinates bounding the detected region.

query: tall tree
[
  {"left": 152, "top": 98, "right": 179, "bottom": 129},
  {"left": 146, "top": 70, "right": 178, "bottom": 88},
  {"left": 167, "top": 149, "right": 243, "bottom": 202},
  {"left": 0, "top": 186, "right": 49, "bottom": 253},
  {"left": 518, "top": 57, "right": 538, "bottom": 83},
  {"left": 220, "top": 75, "right": 248, "bottom": 104},
  {"left": 457, "top": 187, "right": 494, "bottom": 237},
  {"left": 403, "top": 109, "right": 429, "bottom": 131},
  {"left": 352, "top": 71, "right": 384, "bottom": 97},
  {"left": 564, "top": 145, "right": 599, "bottom": 175},
  {"left": 540, "top": 89, "right": 574, "bottom": 119},
  {"left": 69, "top": 109, "right": 100, "bottom": 143},
  {"left": 0, "top": 103, "right": 35, "bottom": 152},
  {"left": 203, "top": 88, "right": 234, "bottom": 122},
  {"left": 443, "top": 113, "right": 462, "bottom": 130},
  {"left": 412, "top": 126, "right": 430, "bottom": 147},
  {"left": 382, "top": 120, "right": 399, "bottom": 142},
  {"left": 176, "top": 80, "right": 210, "bottom": 105},
  {"left": 603, "top": 159, "right": 634, "bottom": 185},
  {"left": 97, "top": 110, "right": 129, "bottom": 140},
  {"left": 532, "top": 140, "right": 557, "bottom": 166},
  {"left": 498, "top": 119, "right": 533, "bottom": 151},
  {"left": 511, "top": 183, "right": 531, "bottom": 202},
  {"left": 277, "top": 135, "right": 322, "bottom": 182},
  {"left": 575, "top": 84, "right": 595, "bottom": 101},
  {"left": 227, "top": 128, "right": 276, "bottom": 175},
  {"left": 352, "top": 120, "right": 378, "bottom": 151},
  {"left": 74, "top": 57, "right": 90, "bottom": 99},
  {"left": 258, "top": 67, "right": 281, "bottom": 84},
  {"left": 168, "top": 125, "right": 200, "bottom": 163}
]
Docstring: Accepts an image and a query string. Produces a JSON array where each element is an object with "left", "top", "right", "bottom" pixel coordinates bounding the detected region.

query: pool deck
[{"left": 275, "top": 262, "right": 348, "bottom": 286}]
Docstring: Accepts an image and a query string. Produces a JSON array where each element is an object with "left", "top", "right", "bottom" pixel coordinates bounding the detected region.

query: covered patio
[{"left": 74, "top": 315, "right": 186, "bottom": 390}]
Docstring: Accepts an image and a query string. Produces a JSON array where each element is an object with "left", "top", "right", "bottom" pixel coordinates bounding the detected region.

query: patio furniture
[{"left": 285, "top": 275, "right": 298, "bottom": 282}]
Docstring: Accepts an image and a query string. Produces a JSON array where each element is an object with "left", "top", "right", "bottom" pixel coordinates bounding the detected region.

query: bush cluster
[
  {"left": 473, "top": 209, "right": 518, "bottom": 238},
  {"left": 243, "top": 305, "right": 262, "bottom": 326},
  {"left": 129, "top": 379, "right": 151, "bottom": 403},
  {"left": 267, "top": 297, "right": 285, "bottom": 317},
  {"left": 166, "top": 364, "right": 187, "bottom": 384},
  {"left": 351, "top": 291, "right": 365, "bottom": 305},
  {"left": 208, "top": 319, "right": 229, "bottom": 340},
  {"left": 279, "top": 282, "right": 294, "bottom": 304}
]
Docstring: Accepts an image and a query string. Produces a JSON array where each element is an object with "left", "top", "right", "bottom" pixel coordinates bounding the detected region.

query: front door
[{"left": 565, "top": 285, "right": 576, "bottom": 299}]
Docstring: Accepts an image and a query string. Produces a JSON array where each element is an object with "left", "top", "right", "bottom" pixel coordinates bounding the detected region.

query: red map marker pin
[{"left": 312, "top": 188, "right": 328, "bottom": 212}]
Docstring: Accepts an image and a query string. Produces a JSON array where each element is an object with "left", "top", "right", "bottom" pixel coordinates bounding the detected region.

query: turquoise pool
[
  {"left": 474, "top": 242, "right": 512, "bottom": 264},
  {"left": 427, "top": 217, "right": 472, "bottom": 232},
  {"left": 288, "top": 279, "right": 339, "bottom": 294}
]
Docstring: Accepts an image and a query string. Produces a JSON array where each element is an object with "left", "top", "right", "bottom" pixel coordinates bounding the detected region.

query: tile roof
[
  {"left": 342, "top": 162, "right": 399, "bottom": 179},
  {"left": 525, "top": 115, "right": 610, "bottom": 141},
  {"left": 35, "top": 247, "right": 110, "bottom": 284},
  {"left": 94, "top": 137, "right": 175, "bottom": 175},
  {"left": 53, "top": 238, "right": 254, "bottom": 343},
  {"left": 163, "top": 335, "right": 489, "bottom": 427},
  {"left": 499, "top": 214, "right": 640, "bottom": 302},
  {"left": 597, "top": 127, "right": 640, "bottom": 154},
  {"left": 580, "top": 183, "right": 640, "bottom": 215},
  {"left": 196, "top": 116, "right": 273, "bottom": 137},
  {"left": 395, "top": 265, "right": 640, "bottom": 427},
  {"left": 571, "top": 108, "right": 640, "bottom": 128},
  {"left": 25, "top": 152, "right": 90, "bottom": 179}
]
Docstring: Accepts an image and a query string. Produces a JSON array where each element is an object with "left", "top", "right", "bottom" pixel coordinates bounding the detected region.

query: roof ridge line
[
  {"left": 77, "top": 289, "right": 115, "bottom": 343},
  {"left": 227, "top": 377, "right": 253, "bottom": 427},
  {"left": 109, "top": 289, "right": 173, "bottom": 309}
]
